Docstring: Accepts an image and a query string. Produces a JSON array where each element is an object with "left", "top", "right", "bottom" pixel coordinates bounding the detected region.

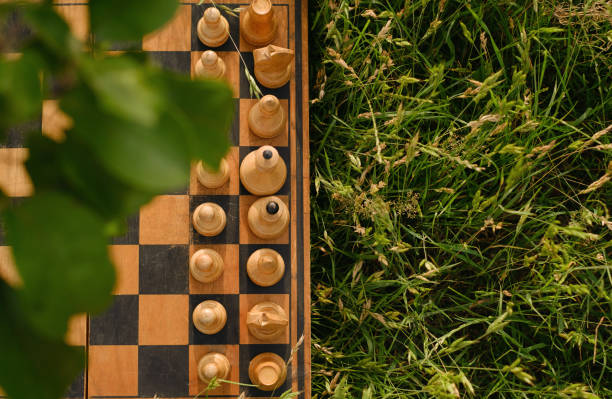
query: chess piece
[
  {"left": 253, "top": 45, "right": 294, "bottom": 88},
  {"left": 197, "top": 7, "right": 230, "bottom": 47},
  {"left": 240, "top": 146, "right": 286, "bottom": 196},
  {"left": 247, "top": 248, "right": 285, "bottom": 286},
  {"left": 196, "top": 157, "right": 230, "bottom": 188},
  {"left": 248, "top": 352, "right": 287, "bottom": 391},
  {"left": 198, "top": 352, "right": 231, "bottom": 384},
  {"left": 193, "top": 300, "right": 227, "bottom": 334},
  {"left": 193, "top": 202, "right": 226, "bottom": 236},
  {"left": 190, "top": 248, "right": 224, "bottom": 283},
  {"left": 247, "top": 302, "right": 288, "bottom": 341},
  {"left": 248, "top": 95, "right": 286, "bottom": 138},
  {"left": 240, "top": 0, "right": 276, "bottom": 46},
  {"left": 247, "top": 196, "right": 289, "bottom": 239},
  {"left": 195, "top": 50, "right": 226, "bottom": 79}
]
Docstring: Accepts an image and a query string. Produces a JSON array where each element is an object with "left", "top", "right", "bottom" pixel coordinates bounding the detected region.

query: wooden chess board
[{"left": 0, "top": 1, "right": 311, "bottom": 398}]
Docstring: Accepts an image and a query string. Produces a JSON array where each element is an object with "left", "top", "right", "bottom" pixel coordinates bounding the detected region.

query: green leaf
[
  {"left": 157, "top": 72, "right": 234, "bottom": 167},
  {"left": 0, "top": 280, "right": 84, "bottom": 399},
  {"left": 26, "top": 134, "right": 154, "bottom": 219},
  {"left": 80, "top": 56, "right": 162, "bottom": 126},
  {"left": 0, "top": 50, "right": 43, "bottom": 131},
  {"left": 90, "top": 0, "right": 179, "bottom": 42},
  {"left": 22, "top": 3, "right": 77, "bottom": 57},
  {"left": 3, "top": 191, "right": 115, "bottom": 339},
  {"left": 61, "top": 84, "right": 191, "bottom": 192}
]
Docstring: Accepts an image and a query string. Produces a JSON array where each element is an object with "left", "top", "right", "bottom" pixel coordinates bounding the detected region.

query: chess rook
[
  {"left": 190, "top": 248, "right": 224, "bottom": 283},
  {"left": 193, "top": 300, "right": 227, "bottom": 334},
  {"left": 197, "top": 352, "right": 231, "bottom": 384},
  {"left": 247, "top": 302, "right": 288, "bottom": 341},
  {"left": 240, "top": 145, "right": 287, "bottom": 196},
  {"left": 253, "top": 45, "right": 294, "bottom": 88},
  {"left": 248, "top": 352, "right": 287, "bottom": 391},
  {"left": 197, "top": 7, "right": 230, "bottom": 47},
  {"left": 247, "top": 196, "right": 290, "bottom": 239},
  {"left": 247, "top": 248, "right": 285, "bottom": 286},
  {"left": 248, "top": 94, "right": 286, "bottom": 138},
  {"left": 240, "top": 0, "right": 277, "bottom": 46},
  {"left": 193, "top": 202, "right": 226, "bottom": 236},
  {"left": 195, "top": 50, "right": 226, "bottom": 79},
  {"left": 196, "top": 157, "right": 230, "bottom": 188}
]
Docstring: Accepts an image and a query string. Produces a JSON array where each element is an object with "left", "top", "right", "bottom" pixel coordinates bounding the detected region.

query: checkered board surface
[{"left": 0, "top": 1, "right": 311, "bottom": 398}]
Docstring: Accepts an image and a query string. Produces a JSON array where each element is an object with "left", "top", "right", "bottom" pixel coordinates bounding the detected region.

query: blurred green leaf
[
  {"left": 0, "top": 50, "right": 42, "bottom": 131},
  {"left": 22, "top": 3, "right": 76, "bottom": 56},
  {"left": 81, "top": 56, "right": 162, "bottom": 126},
  {"left": 157, "top": 73, "right": 234, "bottom": 167},
  {"left": 0, "top": 280, "right": 84, "bottom": 399},
  {"left": 90, "top": 0, "right": 179, "bottom": 42},
  {"left": 3, "top": 191, "right": 115, "bottom": 339},
  {"left": 61, "top": 83, "right": 191, "bottom": 192}
]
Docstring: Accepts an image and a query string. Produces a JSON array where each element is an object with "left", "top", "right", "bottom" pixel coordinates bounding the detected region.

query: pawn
[
  {"left": 248, "top": 95, "right": 286, "bottom": 138},
  {"left": 195, "top": 50, "right": 226, "bottom": 79},
  {"left": 193, "top": 202, "right": 226, "bottom": 236},
  {"left": 198, "top": 352, "right": 231, "bottom": 384},
  {"left": 190, "top": 248, "right": 224, "bottom": 283},
  {"left": 247, "top": 196, "right": 289, "bottom": 239},
  {"left": 253, "top": 45, "right": 294, "bottom": 88},
  {"left": 196, "top": 157, "right": 230, "bottom": 188},
  {"left": 240, "top": 0, "right": 276, "bottom": 46},
  {"left": 193, "top": 300, "right": 227, "bottom": 334},
  {"left": 240, "top": 146, "right": 286, "bottom": 196},
  {"left": 248, "top": 352, "right": 287, "bottom": 391},
  {"left": 247, "top": 248, "right": 285, "bottom": 287},
  {"left": 197, "top": 7, "right": 230, "bottom": 47},
  {"left": 247, "top": 302, "right": 288, "bottom": 341}
]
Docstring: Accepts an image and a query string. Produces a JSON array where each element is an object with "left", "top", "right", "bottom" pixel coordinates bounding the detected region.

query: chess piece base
[
  {"left": 197, "top": 15, "right": 230, "bottom": 47},
  {"left": 193, "top": 202, "right": 227, "bottom": 237},
  {"left": 246, "top": 248, "right": 285, "bottom": 286},
  {"left": 198, "top": 352, "right": 231, "bottom": 384},
  {"left": 248, "top": 352, "right": 287, "bottom": 391},
  {"left": 247, "top": 302, "right": 288, "bottom": 341},
  {"left": 190, "top": 248, "right": 224, "bottom": 283},
  {"left": 247, "top": 196, "right": 290, "bottom": 239},
  {"left": 193, "top": 300, "right": 227, "bottom": 334}
]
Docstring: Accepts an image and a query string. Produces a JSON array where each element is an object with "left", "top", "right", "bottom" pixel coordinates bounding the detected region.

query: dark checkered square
[
  {"left": 149, "top": 51, "right": 192, "bottom": 75},
  {"left": 138, "top": 345, "right": 189, "bottom": 397},
  {"left": 111, "top": 213, "right": 140, "bottom": 245},
  {"left": 139, "top": 245, "right": 189, "bottom": 294},
  {"left": 90, "top": 295, "right": 139, "bottom": 345}
]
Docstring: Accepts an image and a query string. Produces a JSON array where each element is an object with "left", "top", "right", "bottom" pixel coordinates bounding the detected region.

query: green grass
[{"left": 308, "top": 0, "right": 611, "bottom": 397}]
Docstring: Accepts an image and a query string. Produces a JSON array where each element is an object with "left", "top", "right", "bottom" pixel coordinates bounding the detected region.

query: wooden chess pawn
[
  {"left": 248, "top": 94, "right": 286, "bottom": 138},
  {"left": 193, "top": 202, "right": 226, "bottom": 236},
  {"left": 248, "top": 352, "right": 287, "bottom": 391},
  {"left": 247, "top": 248, "right": 285, "bottom": 286},
  {"left": 240, "top": 0, "right": 276, "bottom": 46},
  {"left": 193, "top": 300, "right": 227, "bottom": 334},
  {"left": 197, "top": 7, "right": 230, "bottom": 47},
  {"left": 239, "top": 145, "right": 286, "bottom": 196},
  {"left": 196, "top": 157, "right": 230, "bottom": 188},
  {"left": 253, "top": 45, "right": 294, "bottom": 88},
  {"left": 247, "top": 196, "right": 289, "bottom": 239},
  {"left": 247, "top": 302, "right": 288, "bottom": 341},
  {"left": 195, "top": 50, "right": 226, "bottom": 79},
  {"left": 190, "top": 248, "right": 224, "bottom": 283},
  {"left": 198, "top": 352, "right": 231, "bottom": 384}
]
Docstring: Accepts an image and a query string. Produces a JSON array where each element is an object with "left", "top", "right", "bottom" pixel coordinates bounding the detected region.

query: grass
[{"left": 307, "top": 0, "right": 611, "bottom": 397}]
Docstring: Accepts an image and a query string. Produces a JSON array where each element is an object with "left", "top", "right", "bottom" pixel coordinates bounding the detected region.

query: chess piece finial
[
  {"left": 247, "top": 196, "right": 289, "bottom": 239},
  {"left": 248, "top": 95, "right": 286, "bottom": 138},
  {"left": 193, "top": 202, "right": 226, "bottom": 236},
  {"left": 196, "top": 157, "right": 230, "bottom": 188},
  {"left": 248, "top": 352, "right": 287, "bottom": 391},
  {"left": 247, "top": 302, "right": 288, "bottom": 341},
  {"left": 197, "top": 7, "right": 230, "bottom": 47},
  {"left": 195, "top": 50, "right": 226, "bottom": 79},
  {"left": 240, "top": 0, "right": 277, "bottom": 46},
  {"left": 193, "top": 300, "right": 227, "bottom": 334},
  {"left": 253, "top": 45, "right": 294, "bottom": 88},
  {"left": 239, "top": 145, "right": 286, "bottom": 196},
  {"left": 198, "top": 352, "right": 231, "bottom": 384},
  {"left": 247, "top": 248, "right": 285, "bottom": 286},
  {"left": 190, "top": 248, "right": 224, "bottom": 283}
]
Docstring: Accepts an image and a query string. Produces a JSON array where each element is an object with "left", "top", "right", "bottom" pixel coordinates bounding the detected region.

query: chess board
[{"left": 0, "top": 1, "right": 311, "bottom": 398}]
